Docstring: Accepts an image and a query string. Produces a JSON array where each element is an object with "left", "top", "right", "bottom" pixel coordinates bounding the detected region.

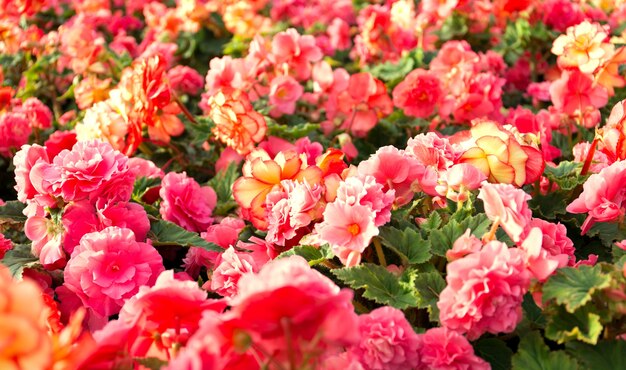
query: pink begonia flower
[
  {"left": 13, "top": 144, "right": 50, "bottom": 202},
  {"left": 321, "top": 352, "right": 366, "bottom": 370},
  {"left": 478, "top": 182, "right": 532, "bottom": 243},
  {"left": 24, "top": 210, "right": 66, "bottom": 270},
  {"left": 34, "top": 140, "right": 134, "bottom": 203},
  {"left": 265, "top": 179, "right": 324, "bottom": 247},
  {"left": 616, "top": 240, "right": 626, "bottom": 251},
  {"left": 127, "top": 157, "right": 164, "bottom": 179},
  {"left": 269, "top": 74, "right": 304, "bottom": 117},
  {"left": 316, "top": 202, "right": 379, "bottom": 267},
  {"left": 16, "top": 97, "right": 53, "bottom": 129},
  {"left": 518, "top": 227, "right": 567, "bottom": 282},
  {"left": 573, "top": 141, "right": 610, "bottom": 174},
  {"left": 438, "top": 241, "right": 531, "bottom": 340},
  {"left": 348, "top": 306, "right": 422, "bottom": 370},
  {"left": 566, "top": 159, "right": 626, "bottom": 234},
  {"left": 209, "top": 247, "right": 260, "bottom": 298},
  {"left": 62, "top": 199, "right": 150, "bottom": 254},
  {"left": 523, "top": 218, "right": 576, "bottom": 266},
  {"left": 63, "top": 227, "right": 163, "bottom": 317},
  {"left": 0, "top": 233, "right": 12, "bottom": 259},
  {"left": 0, "top": 112, "right": 31, "bottom": 158},
  {"left": 215, "top": 147, "right": 244, "bottom": 173},
  {"left": 437, "top": 163, "right": 487, "bottom": 202},
  {"left": 159, "top": 171, "right": 217, "bottom": 233},
  {"left": 335, "top": 175, "right": 395, "bottom": 227},
  {"left": 184, "top": 217, "right": 246, "bottom": 277},
  {"left": 549, "top": 70, "right": 609, "bottom": 116},
  {"left": 230, "top": 256, "right": 360, "bottom": 367},
  {"left": 119, "top": 270, "right": 226, "bottom": 360},
  {"left": 76, "top": 319, "right": 140, "bottom": 369},
  {"left": 167, "top": 65, "right": 204, "bottom": 95},
  {"left": 327, "top": 18, "right": 351, "bottom": 51},
  {"left": 270, "top": 28, "right": 323, "bottom": 81},
  {"left": 392, "top": 68, "right": 442, "bottom": 118},
  {"left": 418, "top": 327, "right": 490, "bottom": 370},
  {"left": 358, "top": 146, "right": 423, "bottom": 206},
  {"left": 447, "top": 229, "right": 483, "bottom": 261},
  {"left": 43, "top": 130, "right": 77, "bottom": 159}
]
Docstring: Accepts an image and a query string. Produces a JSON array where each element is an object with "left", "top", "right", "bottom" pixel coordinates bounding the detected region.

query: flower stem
[{"left": 373, "top": 237, "right": 387, "bottom": 267}]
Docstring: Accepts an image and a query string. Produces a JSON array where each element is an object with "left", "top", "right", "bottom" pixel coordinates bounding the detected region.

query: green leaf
[
  {"left": 1, "top": 244, "right": 39, "bottom": 279},
  {"left": 134, "top": 357, "right": 168, "bottom": 370},
  {"left": 586, "top": 222, "right": 626, "bottom": 249},
  {"left": 186, "top": 116, "right": 214, "bottom": 146},
  {"left": 0, "top": 200, "right": 27, "bottom": 223},
  {"left": 545, "top": 305, "right": 603, "bottom": 345},
  {"left": 278, "top": 245, "right": 333, "bottom": 266},
  {"left": 332, "top": 264, "right": 419, "bottom": 309},
  {"left": 544, "top": 161, "right": 586, "bottom": 191},
  {"left": 132, "top": 177, "right": 161, "bottom": 201},
  {"left": 542, "top": 265, "right": 611, "bottom": 313},
  {"left": 430, "top": 213, "right": 490, "bottom": 256},
  {"left": 365, "top": 53, "right": 415, "bottom": 82},
  {"left": 420, "top": 211, "right": 442, "bottom": 232},
  {"left": 147, "top": 218, "right": 222, "bottom": 252},
  {"left": 528, "top": 191, "right": 568, "bottom": 219},
  {"left": 413, "top": 271, "right": 446, "bottom": 322},
  {"left": 473, "top": 338, "right": 513, "bottom": 370},
  {"left": 511, "top": 331, "right": 580, "bottom": 370},
  {"left": 266, "top": 120, "right": 319, "bottom": 140},
  {"left": 379, "top": 227, "right": 432, "bottom": 265},
  {"left": 567, "top": 340, "right": 626, "bottom": 369}
]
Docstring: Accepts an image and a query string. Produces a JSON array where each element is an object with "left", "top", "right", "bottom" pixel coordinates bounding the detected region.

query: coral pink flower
[
  {"left": 208, "top": 88, "right": 267, "bottom": 155},
  {"left": 437, "top": 163, "right": 487, "bottom": 202},
  {"left": 392, "top": 68, "right": 442, "bottom": 118},
  {"left": 524, "top": 218, "right": 576, "bottom": 266},
  {"left": 358, "top": 146, "right": 423, "bottom": 206},
  {"left": 0, "top": 112, "right": 31, "bottom": 158},
  {"left": 269, "top": 74, "right": 304, "bottom": 117},
  {"left": 215, "top": 147, "right": 244, "bottom": 173},
  {"left": 231, "top": 256, "right": 360, "bottom": 367},
  {"left": 44, "top": 130, "right": 77, "bottom": 160},
  {"left": 0, "top": 265, "right": 53, "bottom": 370},
  {"left": 438, "top": 241, "right": 531, "bottom": 340},
  {"left": 36, "top": 140, "right": 133, "bottom": 203},
  {"left": 335, "top": 175, "right": 395, "bottom": 227},
  {"left": 348, "top": 306, "right": 422, "bottom": 370},
  {"left": 63, "top": 227, "right": 164, "bottom": 317},
  {"left": 270, "top": 28, "right": 323, "bottom": 81},
  {"left": 552, "top": 21, "right": 613, "bottom": 74},
  {"left": 209, "top": 247, "right": 260, "bottom": 297},
  {"left": 447, "top": 229, "right": 483, "bottom": 261},
  {"left": 549, "top": 70, "right": 609, "bottom": 115},
  {"left": 25, "top": 211, "right": 66, "bottom": 270},
  {"left": 316, "top": 202, "right": 379, "bottom": 266},
  {"left": 127, "top": 157, "right": 164, "bottom": 179},
  {"left": 17, "top": 97, "right": 53, "bottom": 129},
  {"left": 540, "top": 0, "right": 584, "bottom": 32},
  {"left": 566, "top": 159, "right": 626, "bottom": 234},
  {"left": 418, "top": 327, "right": 490, "bottom": 370},
  {"left": 159, "top": 171, "right": 217, "bottom": 233},
  {"left": 478, "top": 182, "right": 532, "bottom": 243},
  {"left": 203, "top": 56, "right": 252, "bottom": 98},
  {"left": 119, "top": 270, "right": 226, "bottom": 360}
]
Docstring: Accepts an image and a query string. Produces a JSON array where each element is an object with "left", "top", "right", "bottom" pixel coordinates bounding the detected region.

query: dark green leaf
[
  {"left": 545, "top": 305, "right": 603, "bottom": 345},
  {"left": 134, "top": 357, "right": 168, "bottom": 370},
  {"left": 379, "top": 227, "right": 432, "bottom": 265},
  {"left": 266, "top": 120, "right": 320, "bottom": 140},
  {"left": 413, "top": 271, "right": 446, "bottom": 322},
  {"left": 430, "top": 213, "right": 490, "bottom": 256},
  {"left": 567, "top": 340, "right": 626, "bottom": 369},
  {"left": 1, "top": 244, "right": 38, "bottom": 279},
  {"left": 542, "top": 265, "right": 611, "bottom": 313},
  {"left": 148, "top": 219, "right": 221, "bottom": 252},
  {"left": 544, "top": 161, "right": 586, "bottom": 191},
  {"left": 0, "top": 200, "right": 27, "bottom": 223},
  {"left": 528, "top": 191, "right": 568, "bottom": 219},
  {"left": 278, "top": 245, "right": 333, "bottom": 266},
  {"left": 473, "top": 338, "right": 513, "bottom": 370},
  {"left": 332, "top": 264, "right": 419, "bottom": 309},
  {"left": 511, "top": 331, "right": 580, "bottom": 370},
  {"left": 132, "top": 177, "right": 161, "bottom": 200}
]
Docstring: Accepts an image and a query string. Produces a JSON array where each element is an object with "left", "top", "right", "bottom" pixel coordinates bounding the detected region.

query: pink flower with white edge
[
  {"left": 447, "top": 229, "right": 483, "bottom": 261},
  {"left": 25, "top": 208, "right": 66, "bottom": 270},
  {"left": 438, "top": 241, "right": 531, "bottom": 340},
  {"left": 418, "top": 327, "right": 490, "bottom": 370},
  {"left": 478, "top": 182, "right": 532, "bottom": 243},
  {"left": 348, "top": 306, "right": 422, "bottom": 370},
  {"left": 63, "top": 227, "right": 164, "bottom": 317},
  {"left": 13, "top": 144, "right": 50, "bottom": 202},
  {"left": 523, "top": 218, "right": 576, "bottom": 267},
  {"left": 127, "top": 157, "right": 164, "bottom": 179},
  {"left": 316, "top": 202, "right": 379, "bottom": 267},
  {"left": 335, "top": 175, "right": 395, "bottom": 227},
  {"left": 269, "top": 75, "right": 304, "bottom": 117},
  {"left": 436, "top": 163, "right": 487, "bottom": 202},
  {"left": 566, "top": 159, "right": 626, "bottom": 234},
  {"left": 230, "top": 256, "right": 360, "bottom": 367},
  {"left": 159, "top": 171, "right": 217, "bottom": 233},
  {"left": 208, "top": 247, "right": 260, "bottom": 298}
]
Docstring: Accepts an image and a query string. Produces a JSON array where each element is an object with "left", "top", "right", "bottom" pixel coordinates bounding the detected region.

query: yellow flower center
[{"left": 347, "top": 223, "right": 361, "bottom": 236}]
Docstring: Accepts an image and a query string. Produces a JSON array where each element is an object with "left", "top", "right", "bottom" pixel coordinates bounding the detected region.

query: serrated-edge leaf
[
  {"left": 566, "top": 340, "right": 626, "bottom": 369},
  {"left": 512, "top": 331, "right": 580, "bottom": 370},
  {"left": 148, "top": 218, "right": 221, "bottom": 252},
  {"left": 542, "top": 265, "right": 611, "bottom": 313},
  {"left": 545, "top": 305, "right": 603, "bottom": 345},
  {"left": 0, "top": 200, "right": 27, "bottom": 223},
  {"left": 332, "top": 263, "right": 419, "bottom": 309},
  {"left": 278, "top": 244, "right": 333, "bottom": 266},
  {"left": 379, "top": 227, "right": 432, "bottom": 265},
  {"left": 413, "top": 271, "right": 446, "bottom": 322},
  {"left": 1, "top": 244, "right": 39, "bottom": 279},
  {"left": 473, "top": 338, "right": 513, "bottom": 370}
]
